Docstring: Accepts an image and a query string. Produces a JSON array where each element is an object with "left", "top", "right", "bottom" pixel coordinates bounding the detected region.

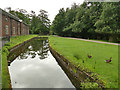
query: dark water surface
[{"left": 8, "top": 38, "right": 75, "bottom": 88}]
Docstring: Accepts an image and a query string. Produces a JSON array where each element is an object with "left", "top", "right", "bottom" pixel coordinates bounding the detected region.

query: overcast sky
[{"left": 0, "top": 0, "right": 84, "bottom": 22}]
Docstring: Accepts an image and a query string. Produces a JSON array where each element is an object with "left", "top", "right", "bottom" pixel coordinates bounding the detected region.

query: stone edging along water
[
  {"left": 9, "top": 37, "right": 41, "bottom": 52},
  {"left": 49, "top": 45, "right": 105, "bottom": 88},
  {"left": 6, "top": 37, "right": 40, "bottom": 88},
  {"left": 6, "top": 37, "right": 104, "bottom": 88}
]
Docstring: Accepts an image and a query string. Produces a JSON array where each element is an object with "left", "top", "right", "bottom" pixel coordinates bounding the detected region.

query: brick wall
[
  {"left": 1, "top": 9, "right": 29, "bottom": 37},
  {"left": 17, "top": 22, "right": 21, "bottom": 35},
  {"left": 11, "top": 19, "right": 18, "bottom": 36},
  {"left": 2, "top": 14, "right": 11, "bottom": 37},
  {"left": 20, "top": 22, "right": 23, "bottom": 35}
]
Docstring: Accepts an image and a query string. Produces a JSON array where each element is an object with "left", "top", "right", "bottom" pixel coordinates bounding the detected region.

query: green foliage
[
  {"left": 50, "top": 2, "right": 120, "bottom": 42},
  {"left": 50, "top": 8, "right": 66, "bottom": 36},
  {"left": 94, "top": 20, "right": 104, "bottom": 32},
  {"left": 9, "top": 9, "right": 30, "bottom": 25},
  {"left": 95, "top": 2, "right": 120, "bottom": 34},
  {"left": 2, "top": 35, "right": 38, "bottom": 88},
  {"left": 30, "top": 9, "right": 50, "bottom": 35},
  {"left": 102, "top": 26, "right": 112, "bottom": 33},
  {"left": 2, "top": 52, "right": 11, "bottom": 88},
  {"left": 81, "top": 82, "right": 99, "bottom": 88},
  {"left": 9, "top": 8, "right": 50, "bottom": 35},
  {"left": 2, "top": 47, "right": 9, "bottom": 55}
]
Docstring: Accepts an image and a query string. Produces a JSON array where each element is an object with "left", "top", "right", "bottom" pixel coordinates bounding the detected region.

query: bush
[{"left": 2, "top": 47, "right": 9, "bottom": 55}]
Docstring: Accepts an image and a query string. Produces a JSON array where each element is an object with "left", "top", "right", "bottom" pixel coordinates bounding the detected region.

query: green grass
[
  {"left": 49, "top": 36, "right": 118, "bottom": 88},
  {"left": 2, "top": 35, "right": 38, "bottom": 88}
]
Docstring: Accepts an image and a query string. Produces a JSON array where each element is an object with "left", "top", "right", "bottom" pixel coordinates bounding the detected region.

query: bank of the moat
[
  {"left": 2, "top": 35, "right": 37, "bottom": 88},
  {"left": 2, "top": 36, "right": 105, "bottom": 88}
]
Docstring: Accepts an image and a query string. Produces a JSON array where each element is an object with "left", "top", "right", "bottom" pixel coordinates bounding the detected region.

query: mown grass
[
  {"left": 49, "top": 36, "right": 118, "bottom": 88},
  {"left": 2, "top": 35, "right": 38, "bottom": 88}
]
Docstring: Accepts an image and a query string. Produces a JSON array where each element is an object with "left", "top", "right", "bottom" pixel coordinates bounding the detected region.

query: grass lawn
[
  {"left": 2, "top": 35, "right": 38, "bottom": 88},
  {"left": 49, "top": 36, "right": 118, "bottom": 88}
]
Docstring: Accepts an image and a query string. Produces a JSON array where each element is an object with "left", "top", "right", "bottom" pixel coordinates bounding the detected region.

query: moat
[{"left": 8, "top": 38, "right": 75, "bottom": 88}]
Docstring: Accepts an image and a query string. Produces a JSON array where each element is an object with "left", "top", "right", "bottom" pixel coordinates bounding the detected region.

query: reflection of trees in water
[
  {"left": 37, "top": 40, "right": 49, "bottom": 59},
  {"left": 19, "top": 39, "right": 49, "bottom": 60},
  {"left": 8, "top": 42, "right": 30, "bottom": 61}
]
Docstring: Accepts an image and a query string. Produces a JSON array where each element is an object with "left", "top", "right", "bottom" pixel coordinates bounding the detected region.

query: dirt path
[{"left": 55, "top": 36, "right": 120, "bottom": 46}]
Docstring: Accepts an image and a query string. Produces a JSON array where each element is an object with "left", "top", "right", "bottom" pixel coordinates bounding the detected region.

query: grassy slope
[
  {"left": 49, "top": 36, "right": 118, "bottom": 88},
  {"left": 2, "top": 35, "right": 38, "bottom": 88}
]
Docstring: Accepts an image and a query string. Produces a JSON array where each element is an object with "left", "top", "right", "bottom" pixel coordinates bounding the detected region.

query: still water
[{"left": 8, "top": 38, "right": 75, "bottom": 88}]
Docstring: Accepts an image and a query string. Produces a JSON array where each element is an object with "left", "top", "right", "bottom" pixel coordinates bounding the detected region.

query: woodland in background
[
  {"left": 6, "top": 7, "right": 50, "bottom": 35},
  {"left": 51, "top": 2, "right": 120, "bottom": 42},
  {"left": 6, "top": 1, "right": 120, "bottom": 42}
]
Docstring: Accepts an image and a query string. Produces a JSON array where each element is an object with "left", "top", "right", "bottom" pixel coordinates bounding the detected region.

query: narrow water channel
[{"left": 8, "top": 38, "right": 75, "bottom": 88}]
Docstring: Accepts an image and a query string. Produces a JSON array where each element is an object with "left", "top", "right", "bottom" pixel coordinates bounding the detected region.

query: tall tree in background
[
  {"left": 9, "top": 8, "right": 50, "bottom": 35},
  {"left": 9, "top": 8, "right": 30, "bottom": 25},
  {"left": 95, "top": 2, "right": 120, "bottom": 41},
  {"left": 30, "top": 9, "right": 50, "bottom": 34},
  {"left": 51, "top": 1, "right": 120, "bottom": 42},
  {"left": 38, "top": 10, "right": 50, "bottom": 35},
  {"left": 63, "top": 3, "right": 78, "bottom": 36},
  {"left": 50, "top": 8, "right": 66, "bottom": 36},
  {"left": 30, "top": 11, "right": 40, "bottom": 34}
]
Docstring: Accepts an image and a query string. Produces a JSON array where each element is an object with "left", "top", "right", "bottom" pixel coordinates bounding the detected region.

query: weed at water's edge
[{"left": 81, "top": 82, "right": 99, "bottom": 88}]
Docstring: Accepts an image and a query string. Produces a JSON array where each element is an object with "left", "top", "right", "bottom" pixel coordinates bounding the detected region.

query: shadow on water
[{"left": 8, "top": 38, "right": 75, "bottom": 88}]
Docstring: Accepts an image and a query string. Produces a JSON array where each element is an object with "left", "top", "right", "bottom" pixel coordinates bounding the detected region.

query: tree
[
  {"left": 9, "top": 9, "right": 30, "bottom": 25},
  {"left": 38, "top": 9, "right": 50, "bottom": 34},
  {"left": 51, "top": 8, "right": 66, "bottom": 36},
  {"left": 9, "top": 8, "right": 50, "bottom": 35},
  {"left": 50, "top": 1, "right": 120, "bottom": 42},
  {"left": 95, "top": 2, "right": 120, "bottom": 41}
]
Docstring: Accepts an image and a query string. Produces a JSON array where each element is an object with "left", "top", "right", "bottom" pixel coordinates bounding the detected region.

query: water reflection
[
  {"left": 8, "top": 38, "right": 75, "bottom": 88},
  {"left": 8, "top": 39, "right": 49, "bottom": 64},
  {"left": 18, "top": 39, "right": 49, "bottom": 60}
]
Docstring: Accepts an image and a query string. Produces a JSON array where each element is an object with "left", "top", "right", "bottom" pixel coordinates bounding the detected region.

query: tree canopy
[
  {"left": 7, "top": 8, "right": 50, "bottom": 35},
  {"left": 7, "top": 1, "right": 120, "bottom": 42},
  {"left": 50, "top": 2, "right": 120, "bottom": 42}
]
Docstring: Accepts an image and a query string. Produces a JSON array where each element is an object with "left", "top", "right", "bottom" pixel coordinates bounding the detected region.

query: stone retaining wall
[{"left": 49, "top": 45, "right": 104, "bottom": 88}]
